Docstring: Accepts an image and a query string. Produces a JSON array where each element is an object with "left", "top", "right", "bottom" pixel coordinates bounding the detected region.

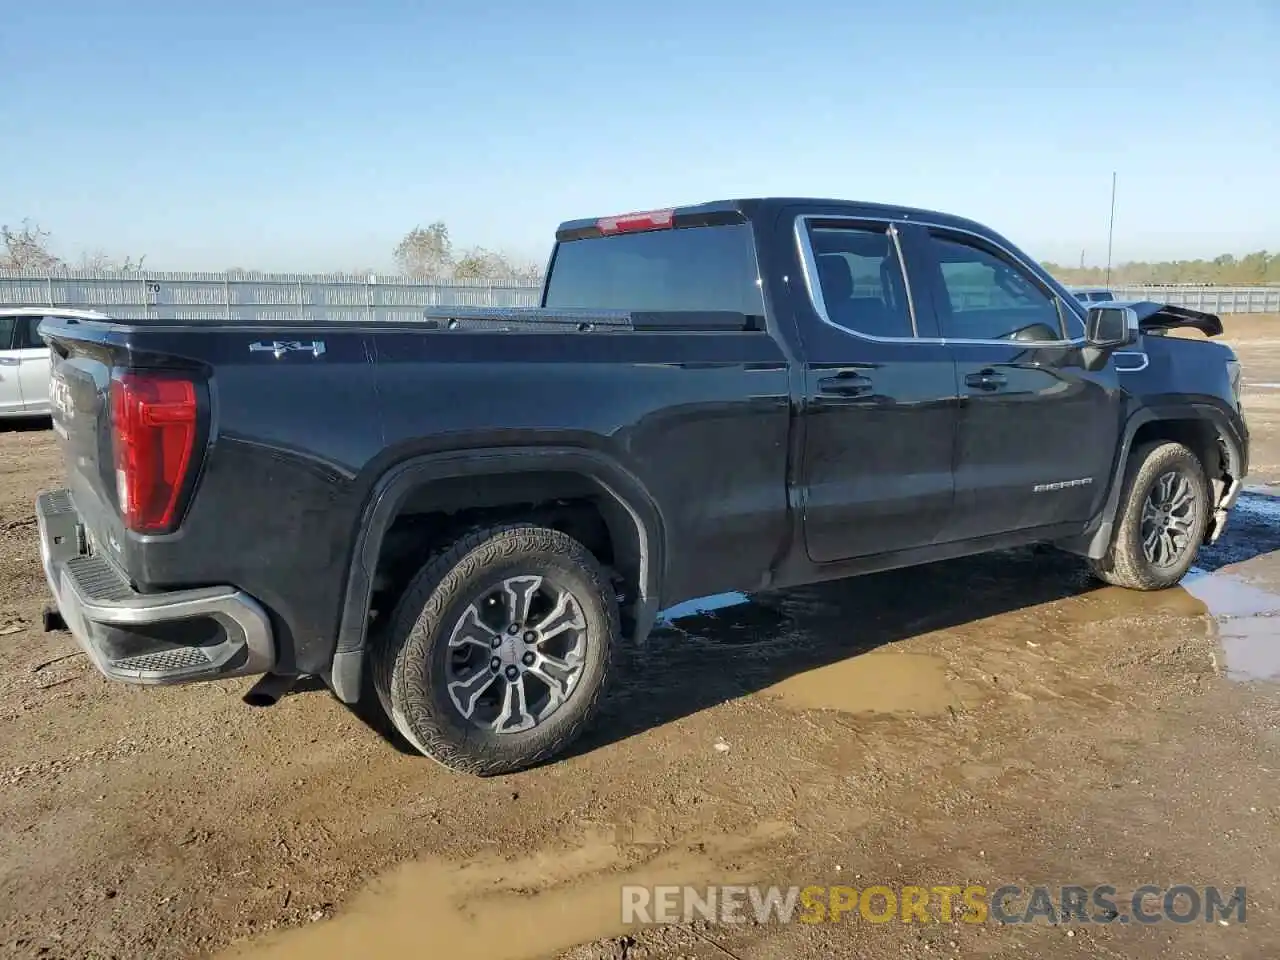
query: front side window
[
  {"left": 12, "top": 317, "right": 43, "bottom": 349},
  {"left": 929, "top": 235, "right": 1065, "bottom": 341},
  {"left": 0, "top": 317, "right": 15, "bottom": 351},
  {"left": 807, "top": 225, "right": 914, "bottom": 338}
]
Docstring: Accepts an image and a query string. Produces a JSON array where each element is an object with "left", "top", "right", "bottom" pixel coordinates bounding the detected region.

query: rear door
[
  {"left": 917, "top": 227, "right": 1123, "bottom": 541},
  {"left": 13, "top": 315, "right": 52, "bottom": 413},
  {"left": 0, "top": 317, "right": 22, "bottom": 414},
  {"left": 790, "top": 214, "right": 959, "bottom": 563}
]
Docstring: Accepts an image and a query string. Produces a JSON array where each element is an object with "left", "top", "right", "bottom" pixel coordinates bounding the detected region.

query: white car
[{"left": 0, "top": 308, "right": 112, "bottom": 418}]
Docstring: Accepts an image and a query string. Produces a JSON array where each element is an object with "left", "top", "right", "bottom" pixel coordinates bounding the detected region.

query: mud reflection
[{"left": 1183, "top": 568, "right": 1280, "bottom": 682}]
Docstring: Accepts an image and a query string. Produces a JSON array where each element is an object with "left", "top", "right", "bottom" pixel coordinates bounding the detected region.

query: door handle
[
  {"left": 965, "top": 369, "right": 1007, "bottom": 391},
  {"left": 818, "top": 372, "right": 874, "bottom": 397},
  {"left": 0, "top": 357, "right": 19, "bottom": 366}
]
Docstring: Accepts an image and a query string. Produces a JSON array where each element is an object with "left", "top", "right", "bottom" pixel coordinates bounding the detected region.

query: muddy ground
[{"left": 2, "top": 316, "right": 1280, "bottom": 960}]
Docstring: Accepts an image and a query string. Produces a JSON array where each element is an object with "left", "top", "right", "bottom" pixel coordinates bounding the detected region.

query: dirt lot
[{"left": 3, "top": 317, "right": 1280, "bottom": 960}]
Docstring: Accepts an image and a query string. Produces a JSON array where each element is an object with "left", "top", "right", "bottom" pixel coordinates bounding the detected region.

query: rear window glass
[{"left": 543, "top": 223, "right": 764, "bottom": 316}]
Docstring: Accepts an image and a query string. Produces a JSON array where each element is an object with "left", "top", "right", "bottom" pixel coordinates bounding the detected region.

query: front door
[
  {"left": 916, "top": 228, "right": 1123, "bottom": 542},
  {"left": 13, "top": 316, "right": 51, "bottom": 414},
  {"left": 0, "top": 317, "right": 23, "bottom": 415},
  {"left": 793, "top": 217, "right": 959, "bottom": 563}
]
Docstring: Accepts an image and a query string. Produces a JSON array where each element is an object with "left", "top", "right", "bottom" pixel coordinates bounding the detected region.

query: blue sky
[{"left": 2, "top": 0, "right": 1276, "bottom": 272}]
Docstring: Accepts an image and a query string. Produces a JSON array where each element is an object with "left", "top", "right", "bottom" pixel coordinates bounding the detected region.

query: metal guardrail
[
  {"left": 0, "top": 271, "right": 1276, "bottom": 321},
  {"left": 1103, "top": 285, "right": 1280, "bottom": 314},
  {"left": 0, "top": 270, "right": 543, "bottom": 322}
]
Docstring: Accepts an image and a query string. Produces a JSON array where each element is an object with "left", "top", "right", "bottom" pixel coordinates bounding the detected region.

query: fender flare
[
  {"left": 328, "top": 446, "right": 665, "bottom": 703},
  {"left": 1067, "top": 400, "right": 1246, "bottom": 560}
]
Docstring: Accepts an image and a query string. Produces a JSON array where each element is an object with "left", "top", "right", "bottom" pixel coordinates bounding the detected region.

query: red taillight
[
  {"left": 596, "top": 208, "right": 675, "bottom": 235},
  {"left": 110, "top": 372, "right": 198, "bottom": 533}
]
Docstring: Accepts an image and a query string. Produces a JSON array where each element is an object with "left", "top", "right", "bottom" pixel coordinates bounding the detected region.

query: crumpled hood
[{"left": 1111, "top": 301, "right": 1224, "bottom": 337}]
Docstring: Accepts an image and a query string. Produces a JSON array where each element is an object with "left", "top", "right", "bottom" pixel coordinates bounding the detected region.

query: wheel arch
[
  {"left": 329, "top": 446, "right": 665, "bottom": 703},
  {"left": 1060, "top": 400, "right": 1246, "bottom": 560}
]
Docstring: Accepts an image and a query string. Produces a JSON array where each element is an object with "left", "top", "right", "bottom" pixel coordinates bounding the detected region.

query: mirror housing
[{"left": 1086, "top": 305, "right": 1139, "bottom": 349}]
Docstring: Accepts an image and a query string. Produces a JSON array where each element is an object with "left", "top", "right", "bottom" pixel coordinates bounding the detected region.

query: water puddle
[
  {"left": 1182, "top": 568, "right": 1280, "bottom": 682},
  {"left": 1217, "top": 618, "right": 1280, "bottom": 683},
  {"left": 1238, "top": 487, "right": 1280, "bottom": 520},
  {"left": 762, "top": 652, "right": 971, "bottom": 716},
  {"left": 1182, "top": 569, "right": 1280, "bottom": 618},
  {"left": 219, "top": 820, "right": 793, "bottom": 960},
  {"left": 657, "top": 591, "right": 751, "bottom": 623}
]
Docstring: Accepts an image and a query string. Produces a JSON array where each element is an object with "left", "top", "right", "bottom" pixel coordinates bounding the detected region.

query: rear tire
[
  {"left": 371, "top": 523, "right": 618, "bottom": 776},
  {"left": 1088, "top": 440, "right": 1210, "bottom": 590}
]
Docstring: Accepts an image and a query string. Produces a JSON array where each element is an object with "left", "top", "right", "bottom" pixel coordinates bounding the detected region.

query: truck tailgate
[{"left": 45, "top": 325, "right": 129, "bottom": 560}]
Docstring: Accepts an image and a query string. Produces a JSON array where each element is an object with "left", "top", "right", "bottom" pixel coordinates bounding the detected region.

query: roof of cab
[{"left": 555, "top": 197, "right": 994, "bottom": 241}]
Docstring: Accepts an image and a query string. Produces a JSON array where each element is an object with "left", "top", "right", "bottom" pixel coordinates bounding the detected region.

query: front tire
[
  {"left": 1089, "top": 440, "right": 1211, "bottom": 590},
  {"left": 371, "top": 523, "right": 618, "bottom": 775}
]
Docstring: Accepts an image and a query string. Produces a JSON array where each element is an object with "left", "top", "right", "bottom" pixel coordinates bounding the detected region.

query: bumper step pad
[{"left": 36, "top": 490, "right": 276, "bottom": 685}]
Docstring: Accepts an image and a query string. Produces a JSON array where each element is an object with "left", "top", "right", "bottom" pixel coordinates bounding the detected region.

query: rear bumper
[{"left": 36, "top": 489, "right": 275, "bottom": 684}]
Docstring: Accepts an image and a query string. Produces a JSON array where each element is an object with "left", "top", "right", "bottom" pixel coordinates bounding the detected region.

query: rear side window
[
  {"left": 543, "top": 223, "right": 764, "bottom": 316},
  {"left": 808, "top": 226, "right": 914, "bottom": 338},
  {"left": 0, "top": 317, "right": 13, "bottom": 350}
]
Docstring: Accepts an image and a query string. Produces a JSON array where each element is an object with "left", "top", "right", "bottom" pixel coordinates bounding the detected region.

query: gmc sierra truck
[{"left": 36, "top": 198, "right": 1248, "bottom": 775}]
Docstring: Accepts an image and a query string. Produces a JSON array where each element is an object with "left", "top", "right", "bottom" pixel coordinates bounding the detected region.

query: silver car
[{"left": 0, "top": 308, "right": 111, "bottom": 418}]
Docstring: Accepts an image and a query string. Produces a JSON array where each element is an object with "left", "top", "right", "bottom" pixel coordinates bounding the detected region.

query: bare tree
[
  {"left": 79, "top": 249, "right": 147, "bottom": 272},
  {"left": 394, "top": 222, "right": 454, "bottom": 279},
  {"left": 1, "top": 219, "right": 63, "bottom": 271}
]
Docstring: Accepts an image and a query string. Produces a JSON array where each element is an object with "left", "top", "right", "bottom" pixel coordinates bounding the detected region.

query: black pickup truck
[{"left": 36, "top": 198, "right": 1248, "bottom": 774}]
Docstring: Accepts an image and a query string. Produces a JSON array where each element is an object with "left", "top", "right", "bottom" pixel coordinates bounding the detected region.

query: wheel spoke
[
  {"left": 503, "top": 576, "right": 542, "bottom": 626},
  {"left": 496, "top": 675, "right": 535, "bottom": 732},
  {"left": 533, "top": 590, "right": 587, "bottom": 644},
  {"left": 447, "top": 604, "right": 498, "bottom": 652},
  {"left": 531, "top": 648, "right": 581, "bottom": 684},
  {"left": 1169, "top": 481, "right": 1193, "bottom": 512},
  {"left": 526, "top": 651, "right": 582, "bottom": 715},
  {"left": 448, "top": 668, "right": 499, "bottom": 719}
]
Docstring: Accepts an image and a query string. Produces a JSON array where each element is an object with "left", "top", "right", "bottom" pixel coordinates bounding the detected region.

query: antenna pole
[{"left": 1105, "top": 171, "right": 1117, "bottom": 286}]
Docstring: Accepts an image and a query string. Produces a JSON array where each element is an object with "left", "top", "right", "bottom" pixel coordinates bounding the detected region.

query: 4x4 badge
[{"left": 249, "top": 340, "right": 326, "bottom": 358}]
